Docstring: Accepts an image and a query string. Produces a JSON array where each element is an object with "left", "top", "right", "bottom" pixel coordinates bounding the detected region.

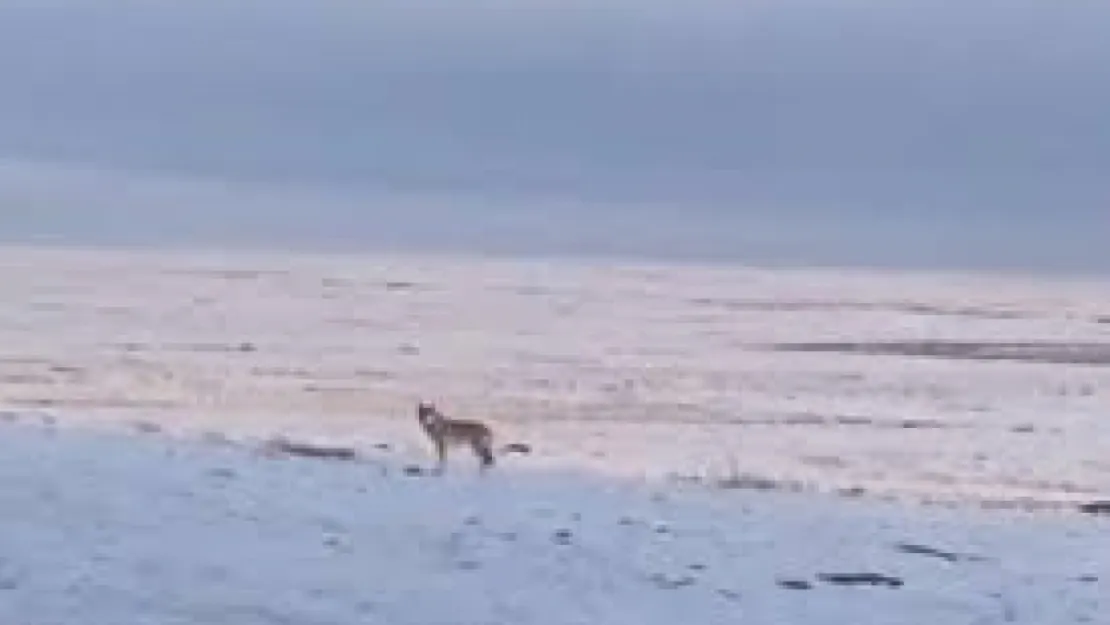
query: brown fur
[{"left": 416, "top": 401, "right": 496, "bottom": 474}]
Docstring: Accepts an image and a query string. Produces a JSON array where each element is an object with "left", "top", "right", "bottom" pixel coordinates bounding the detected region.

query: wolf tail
[{"left": 499, "top": 442, "right": 532, "bottom": 456}]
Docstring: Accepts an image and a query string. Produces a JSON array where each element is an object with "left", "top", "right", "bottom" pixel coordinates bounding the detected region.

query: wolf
[{"left": 415, "top": 401, "right": 530, "bottom": 474}]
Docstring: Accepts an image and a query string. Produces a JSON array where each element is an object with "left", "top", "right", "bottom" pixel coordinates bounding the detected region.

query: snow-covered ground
[
  {"left": 0, "top": 420, "right": 1103, "bottom": 625},
  {"left": 1, "top": 245, "right": 1107, "bottom": 508},
  {"left": 0, "top": 245, "right": 1107, "bottom": 623}
]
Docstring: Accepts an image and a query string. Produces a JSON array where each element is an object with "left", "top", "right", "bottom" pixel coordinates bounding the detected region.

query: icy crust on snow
[{"left": 0, "top": 422, "right": 1103, "bottom": 625}]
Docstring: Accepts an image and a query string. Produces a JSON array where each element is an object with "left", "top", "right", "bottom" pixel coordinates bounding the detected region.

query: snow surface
[
  {"left": 0, "top": 420, "right": 1104, "bottom": 625},
  {"left": 0, "top": 245, "right": 1107, "bottom": 623},
  {"left": 1, "top": 245, "right": 1108, "bottom": 508}
]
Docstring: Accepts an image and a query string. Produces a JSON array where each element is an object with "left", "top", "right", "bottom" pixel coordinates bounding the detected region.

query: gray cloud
[{"left": 0, "top": 1, "right": 1107, "bottom": 270}]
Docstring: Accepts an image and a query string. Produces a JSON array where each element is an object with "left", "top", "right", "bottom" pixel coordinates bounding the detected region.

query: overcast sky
[{"left": 0, "top": 1, "right": 1106, "bottom": 271}]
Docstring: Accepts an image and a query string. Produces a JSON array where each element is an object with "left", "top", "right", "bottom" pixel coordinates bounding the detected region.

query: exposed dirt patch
[{"left": 768, "top": 340, "right": 1110, "bottom": 366}]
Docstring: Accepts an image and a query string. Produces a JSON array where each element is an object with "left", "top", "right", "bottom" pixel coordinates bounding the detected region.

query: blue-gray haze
[{"left": 0, "top": 1, "right": 1106, "bottom": 272}]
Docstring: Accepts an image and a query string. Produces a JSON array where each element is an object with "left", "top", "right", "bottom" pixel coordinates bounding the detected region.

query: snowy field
[
  {"left": 0, "top": 245, "right": 1107, "bottom": 508},
  {"left": 0, "top": 245, "right": 1107, "bottom": 624},
  {"left": 0, "top": 420, "right": 1104, "bottom": 625}
]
